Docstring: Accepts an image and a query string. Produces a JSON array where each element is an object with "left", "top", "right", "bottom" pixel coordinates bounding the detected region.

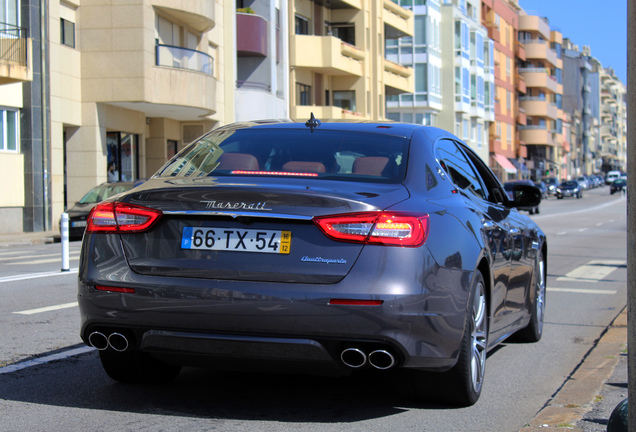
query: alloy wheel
[{"left": 471, "top": 281, "right": 487, "bottom": 393}]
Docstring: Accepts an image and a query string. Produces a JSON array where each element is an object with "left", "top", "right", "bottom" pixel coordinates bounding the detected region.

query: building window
[
  {"left": 334, "top": 90, "right": 356, "bottom": 111},
  {"left": 330, "top": 23, "right": 355, "bottom": 45},
  {"left": 61, "top": 18, "right": 75, "bottom": 48},
  {"left": 0, "top": 0, "right": 19, "bottom": 27},
  {"left": 0, "top": 109, "right": 18, "bottom": 152},
  {"left": 107, "top": 132, "right": 139, "bottom": 182},
  {"left": 296, "top": 83, "right": 311, "bottom": 106},
  {"left": 295, "top": 15, "right": 309, "bottom": 35}
]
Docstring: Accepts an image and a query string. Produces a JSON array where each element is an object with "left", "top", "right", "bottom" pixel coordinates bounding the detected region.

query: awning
[{"left": 492, "top": 153, "right": 517, "bottom": 174}]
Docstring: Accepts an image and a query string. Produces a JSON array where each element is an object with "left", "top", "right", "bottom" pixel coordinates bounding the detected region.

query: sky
[{"left": 520, "top": 0, "right": 627, "bottom": 84}]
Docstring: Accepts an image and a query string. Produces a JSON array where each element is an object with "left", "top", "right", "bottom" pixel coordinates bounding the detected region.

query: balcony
[
  {"left": 516, "top": 74, "right": 527, "bottom": 94},
  {"left": 237, "top": 13, "right": 267, "bottom": 57},
  {"left": 518, "top": 126, "right": 556, "bottom": 147},
  {"left": 156, "top": 44, "right": 213, "bottom": 75},
  {"left": 383, "top": 0, "right": 413, "bottom": 39},
  {"left": 515, "top": 42, "right": 526, "bottom": 61},
  {"left": 522, "top": 40, "right": 558, "bottom": 67},
  {"left": 519, "top": 97, "right": 558, "bottom": 120},
  {"left": 517, "top": 108, "right": 527, "bottom": 125},
  {"left": 0, "top": 25, "right": 32, "bottom": 84},
  {"left": 487, "top": 25, "right": 500, "bottom": 43},
  {"left": 518, "top": 15, "right": 551, "bottom": 40},
  {"left": 520, "top": 68, "right": 558, "bottom": 93},
  {"left": 383, "top": 58, "right": 413, "bottom": 94},
  {"left": 154, "top": 2, "right": 215, "bottom": 33},
  {"left": 315, "top": 0, "right": 362, "bottom": 10},
  {"left": 291, "top": 35, "right": 364, "bottom": 76}
]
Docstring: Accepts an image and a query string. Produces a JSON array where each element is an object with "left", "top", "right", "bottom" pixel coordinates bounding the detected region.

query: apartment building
[
  {"left": 0, "top": 0, "right": 36, "bottom": 233},
  {"left": 385, "top": 0, "right": 442, "bottom": 127},
  {"left": 439, "top": 0, "right": 494, "bottom": 163},
  {"left": 289, "top": 0, "right": 414, "bottom": 122},
  {"left": 562, "top": 40, "right": 599, "bottom": 177},
  {"left": 598, "top": 66, "right": 626, "bottom": 173},
  {"left": 235, "top": 0, "right": 289, "bottom": 121},
  {"left": 0, "top": 0, "right": 234, "bottom": 234},
  {"left": 517, "top": 11, "right": 563, "bottom": 180},
  {"left": 481, "top": 0, "right": 522, "bottom": 181}
]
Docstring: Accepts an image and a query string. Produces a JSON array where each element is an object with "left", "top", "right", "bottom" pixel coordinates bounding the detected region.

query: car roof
[{"left": 209, "top": 118, "right": 450, "bottom": 140}]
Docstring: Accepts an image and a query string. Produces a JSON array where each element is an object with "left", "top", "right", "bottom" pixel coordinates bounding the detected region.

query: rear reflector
[
  {"left": 314, "top": 211, "right": 429, "bottom": 247},
  {"left": 95, "top": 285, "right": 136, "bottom": 294},
  {"left": 87, "top": 202, "right": 162, "bottom": 233},
  {"left": 329, "top": 299, "right": 384, "bottom": 306}
]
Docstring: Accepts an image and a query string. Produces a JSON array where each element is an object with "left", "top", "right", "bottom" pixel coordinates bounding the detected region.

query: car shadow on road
[{"left": 0, "top": 347, "right": 473, "bottom": 423}]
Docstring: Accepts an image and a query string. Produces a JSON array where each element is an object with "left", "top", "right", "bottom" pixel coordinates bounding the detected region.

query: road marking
[
  {"left": 533, "top": 196, "right": 625, "bottom": 219},
  {"left": 579, "top": 228, "right": 588, "bottom": 232},
  {"left": 0, "top": 346, "right": 95, "bottom": 375},
  {"left": 14, "top": 302, "right": 78, "bottom": 315},
  {"left": 0, "top": 269, "right": 79, "bottom": 284},
  {"left": 556, "top": 260, "right": 626, "bottom": 283},
  {"left": 548, "top": 288, "right": 617, "bottom": 295},
  {"left": 12, "top": 257, "right": 80, "bottom": 265},
  {"left": 0, "top": 252, "right": 81, "bottom": 262}
]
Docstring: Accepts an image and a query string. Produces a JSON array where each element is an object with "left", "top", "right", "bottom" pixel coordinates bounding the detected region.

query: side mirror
[{"left": 512, "top": 184, "right": 542, "bottom": 208}]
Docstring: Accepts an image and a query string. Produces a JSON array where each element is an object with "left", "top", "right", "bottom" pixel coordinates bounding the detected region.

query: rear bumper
[{"left": 78, "top": 234, "right": 472, "bottom": 373}]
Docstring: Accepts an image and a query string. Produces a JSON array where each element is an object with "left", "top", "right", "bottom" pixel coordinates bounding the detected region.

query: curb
[{"left": 520, "top": 308, "right": 628, "bottom": 431}]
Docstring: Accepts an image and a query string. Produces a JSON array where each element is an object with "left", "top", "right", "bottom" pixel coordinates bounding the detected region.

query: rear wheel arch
[{"left": 476, "top": 258, "right": 492, "bottom": 325}]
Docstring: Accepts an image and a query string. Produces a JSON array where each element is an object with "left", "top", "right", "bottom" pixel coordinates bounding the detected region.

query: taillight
[
  {"left": 313, "top": 212, "right": 429, "bottom": 247},
  {"left": 86, "top": 202, "right": 162, "bottom": 233}
]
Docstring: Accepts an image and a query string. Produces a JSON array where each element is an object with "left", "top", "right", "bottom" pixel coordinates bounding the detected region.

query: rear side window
[
  {"left": 435, "top": 139, "right": 486, "bottom": 200},
  {"left": 156, "top": 128, "right": 409, "bottom": 183}
]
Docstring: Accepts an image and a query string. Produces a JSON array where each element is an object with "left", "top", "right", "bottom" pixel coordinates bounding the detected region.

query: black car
[
  {"left": 78, "top": 118, "right": 546, "bottom": 406},
  {"left": 503, "top": 180, "right": 540, "bottom": 214},
  {"left": 556, "top": 180, "right": 582, "bottom": 199},
  {"left": 63, "top": 181, "right": 140, "bottom": 239},
  {"left": 609, "top": 179, "right": 627, "bottom": 195}
]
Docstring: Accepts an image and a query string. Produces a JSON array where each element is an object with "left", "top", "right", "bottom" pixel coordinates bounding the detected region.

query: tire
[
  {"left": 516, "top": 249, "right": 546, "bottom": 343},
  {"left": 412, "top": 272, "right": 488, "bottom": 406},
  {"left": 99, "top": 350, "right": 182, "bottom": 384},
  {"left": 557, "top": 196, "right": 563, "bottom": 199},
  {"left": 535, "top": 206, "right": 540, "bottom": 214}
]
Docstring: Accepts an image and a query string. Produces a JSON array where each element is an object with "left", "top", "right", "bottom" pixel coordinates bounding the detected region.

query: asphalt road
[{"left": 0, "top": 185, "right": 627, "bottom": 432}]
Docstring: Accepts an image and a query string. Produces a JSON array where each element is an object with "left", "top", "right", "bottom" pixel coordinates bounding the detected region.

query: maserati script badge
[{"left": 201, "top": 200, "right": 272, "bottom": 211}]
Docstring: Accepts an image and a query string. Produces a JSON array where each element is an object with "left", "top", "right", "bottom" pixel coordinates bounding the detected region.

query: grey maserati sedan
[{"left": 78, "top": 117, "right": 546, "bottom": 406}]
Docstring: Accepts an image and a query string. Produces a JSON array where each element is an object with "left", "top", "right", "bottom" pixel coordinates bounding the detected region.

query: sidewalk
[
  {"left": 0, "top": 230, "right": 59, "bottom": 248},
  {"left": 521, "top": 308, "right": 628, "bottom": 431}
]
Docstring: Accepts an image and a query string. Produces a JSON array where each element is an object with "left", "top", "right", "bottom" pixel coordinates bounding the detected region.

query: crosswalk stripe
[{"left": 556, "top": 260, "right": 626, "bottom": 283}]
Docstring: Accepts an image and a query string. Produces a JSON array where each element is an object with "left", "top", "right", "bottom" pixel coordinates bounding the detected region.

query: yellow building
[{"left": 289, "top": 0, "right": 413, "bottom": 121}]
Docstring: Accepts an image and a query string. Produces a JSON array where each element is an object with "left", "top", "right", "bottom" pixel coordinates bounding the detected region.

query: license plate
[
  {"left": 181, "top": 227, "right": 291, "bottom": 254},
  {"left": 72, "top": 221, "right": 87, "bottom": 228}
]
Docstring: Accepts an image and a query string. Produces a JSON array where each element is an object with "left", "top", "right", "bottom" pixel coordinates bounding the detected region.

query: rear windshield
[{"left": 156, "top": 128, "right": 409, "bottom": 183}]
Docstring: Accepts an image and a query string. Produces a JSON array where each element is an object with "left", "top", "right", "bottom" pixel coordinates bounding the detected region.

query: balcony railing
[
  {"left": 0, "top": 24, "right": 27, "bottom": 65},
  {"left": 156, "top": 44, "right": 213, "bottom": 75}
]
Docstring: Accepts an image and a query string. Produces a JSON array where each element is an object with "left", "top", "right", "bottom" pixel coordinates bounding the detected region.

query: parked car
[
  {"left": 78, "top": 118, "right": 546, "bottom": 407},
  {"left": 609, "top": 179, "right": 627, "bottom": 195},
  {"left": 503, "top": 180, "right": 541, "bottom": 214},
  {"left": 543, "top": 177, "right": 559, "bottom": 196},
  {"left": 576, "top": 176, "right": 590, "bottom": 190},
  {"left": 556, "top": 180, "right": 582, "bottom": 199},
  {"left": 534, "top": 181, "right": 549, "bottom": 199},
  {"left": 62, "top": 181, "right": 143, "bottom": 239},
  {"left": 606, "top": 171, "right": 622, "bottom": 185}
]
